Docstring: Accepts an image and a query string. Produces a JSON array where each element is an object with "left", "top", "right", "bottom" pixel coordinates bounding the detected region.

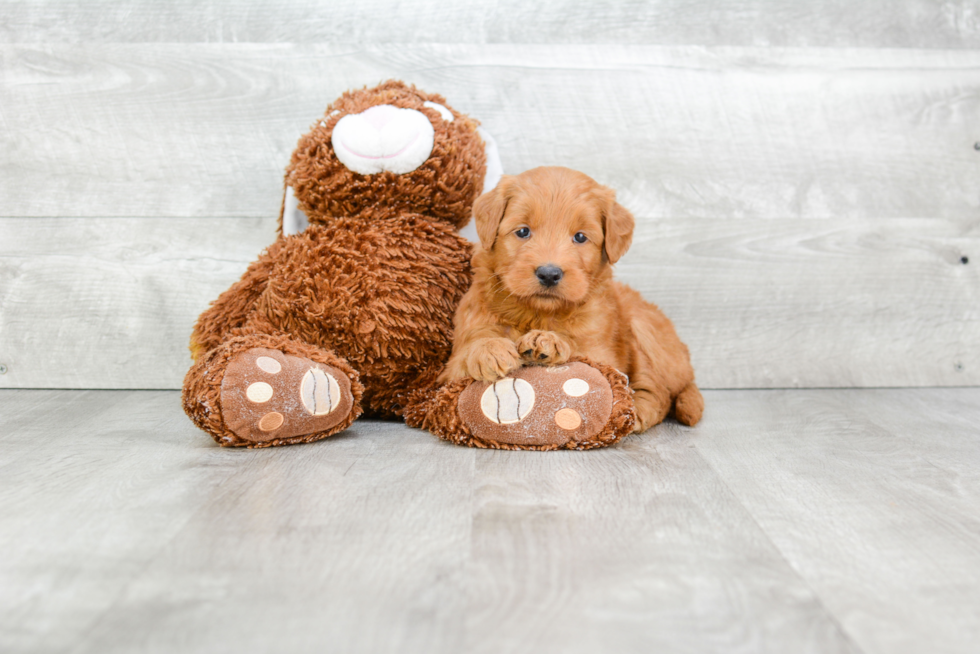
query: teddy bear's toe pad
[
  {"left": 220, "top": 347, "right": 354, "bottom": 442},
  {"left": 458, "top": 362, "right": 613, "bottom": 447}
]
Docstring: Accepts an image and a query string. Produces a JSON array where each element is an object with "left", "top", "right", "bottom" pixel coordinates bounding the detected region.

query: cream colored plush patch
[
  {"left": 246, "top": 382, "right": 274, "bottom": 403},
  {"left": 300, "top": 368, "right": 341, "bottom": 416},
  {"left": 332, "top": 105, "right": 435, "bottom": 176},
  {"left": 255, "top": 356, "right": 281, "bottom": 374},
  {"left": 562, "top": 378, "right": 590, "bottom": 397},
  {"left": 481, "top": 377, "right": 535, "bottom": 424}
]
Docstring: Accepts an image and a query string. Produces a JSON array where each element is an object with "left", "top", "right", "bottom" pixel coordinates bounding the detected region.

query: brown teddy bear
[{"left": 182, "top": 80, "right": 636, "bottom": 450}]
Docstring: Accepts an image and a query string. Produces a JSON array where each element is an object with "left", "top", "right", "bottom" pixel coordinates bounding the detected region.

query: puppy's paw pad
[
  {"left": 220, "top": 347, "right": 354, "bottom": 442},
  {"left": 516, "top": 330, "right": 570, "bottom": 365}
]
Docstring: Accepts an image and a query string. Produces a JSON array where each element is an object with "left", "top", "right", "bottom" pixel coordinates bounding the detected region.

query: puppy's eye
[
  {"left": 573, "top": 232, "right": 588, "bottom": 244},
  {"left": 515, "top": 227, "right": 531, "bottom": 239}
]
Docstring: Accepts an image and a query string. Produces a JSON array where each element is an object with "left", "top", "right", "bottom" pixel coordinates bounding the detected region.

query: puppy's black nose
[{"left": 535, "top": 264, "right": 563, "bottom": 287}]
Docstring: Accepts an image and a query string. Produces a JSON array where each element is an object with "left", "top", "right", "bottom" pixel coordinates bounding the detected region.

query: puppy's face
[{"left": 473, "top": 167, "right": 635, "bottom": 311}]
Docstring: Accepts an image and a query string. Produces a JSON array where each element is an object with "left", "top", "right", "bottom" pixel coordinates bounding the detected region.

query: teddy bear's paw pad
[
  {"left": 220, "top": 347, "right": 354, "bottom": 442},
  {"left": 458, "top": 362, "right": 613, "bottom": 447}
]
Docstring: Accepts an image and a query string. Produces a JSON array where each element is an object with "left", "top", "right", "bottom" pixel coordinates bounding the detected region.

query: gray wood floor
[{"left": 3, "top": 388, "right": 978, "bottom": 654}]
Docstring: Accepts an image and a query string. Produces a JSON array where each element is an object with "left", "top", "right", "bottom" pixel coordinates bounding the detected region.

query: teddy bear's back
[{"left": 245, "top": 214, "right": 473, "bottom": 417}]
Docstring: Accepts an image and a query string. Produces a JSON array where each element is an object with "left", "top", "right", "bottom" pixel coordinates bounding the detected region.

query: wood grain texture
[
  {"left": 0, "top": 391, "right": 213, "bottom": 654},
  {"left": 463, "top": 438, "right": 859, "bottom": 654},
  {"left": 0, "top": 217, "right": 275, "bottom": 389},
  {"left": 0, "top": 391, "right": 475, "bottom": 654},
  {"left": 3, "top": 0, "right": 980, "bottom": 48},
  {"left": 0, "top": 389, "right": 845, "bottom": 654},
  {"left": 692, "top": 388, "right": 980, "bottom": 654},
  {"left": 1, "top": 216, "right": 976, "bottom": 390},
  {"left": 4, "top": 388, "right": 980, "bottom": 652},
  {"left": 2, "top": 44, "right": 979, "bottom": 220},
  {"left": 623, "top": 216, "right": 980, "bottom": 388}
]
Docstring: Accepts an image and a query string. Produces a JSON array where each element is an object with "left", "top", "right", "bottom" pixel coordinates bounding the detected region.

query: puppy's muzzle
[{"left": 535, "top": 264, "right": 564, "bottom": 288}]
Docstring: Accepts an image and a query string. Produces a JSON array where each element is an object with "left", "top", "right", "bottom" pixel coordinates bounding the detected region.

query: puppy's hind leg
[
  {"left": 630, "top": 381, "right": 672, "bottom": 434},
  {"left": 673, "top": 382, "right": 704, "bottom": 427}
]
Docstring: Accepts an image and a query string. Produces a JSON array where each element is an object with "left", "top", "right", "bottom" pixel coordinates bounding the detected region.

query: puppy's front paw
[
  {"left": 517, "top": 330, "right": 572, "bottom": 366},
  {"left": 466, "top": 338, "right": 523, "bottom": 383}
]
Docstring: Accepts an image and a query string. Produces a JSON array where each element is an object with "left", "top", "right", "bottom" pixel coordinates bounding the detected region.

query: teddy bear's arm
[{"left": 188, "top": 254, "right": 275, "bottom": 360}]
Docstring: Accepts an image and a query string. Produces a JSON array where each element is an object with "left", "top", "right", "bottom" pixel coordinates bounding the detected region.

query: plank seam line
[
  {"left": 689, "top": 441, "right": 870, "bottom": 654},
  {"left": 65, "top": 443, "right": 285, "bottom": 645}
]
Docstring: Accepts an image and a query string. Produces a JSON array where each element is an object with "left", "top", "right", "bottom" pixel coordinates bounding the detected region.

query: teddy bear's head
[{"left": 282, "top": 80, "right": 500, "bottom": 234}]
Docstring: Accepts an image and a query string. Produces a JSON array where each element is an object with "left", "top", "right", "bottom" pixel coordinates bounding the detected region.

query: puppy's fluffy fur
[{"left": 441, "top": 166, "right": 703, "bottom": 432}]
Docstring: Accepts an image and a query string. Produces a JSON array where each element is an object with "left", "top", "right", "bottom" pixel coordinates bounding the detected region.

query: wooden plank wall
[{"left": 1, "top": 2, "right": 978, "bottom": 390}]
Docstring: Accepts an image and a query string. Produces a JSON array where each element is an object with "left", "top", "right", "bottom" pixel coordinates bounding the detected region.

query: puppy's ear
[
  {"left": 473, "top": 176, "right": 513, "bottom": 250},
  {"left": 601, "top": 191, "right": 635, "bottom": 264}
]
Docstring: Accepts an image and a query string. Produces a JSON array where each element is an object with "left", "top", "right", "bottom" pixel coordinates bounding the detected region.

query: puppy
[{"left": 440, "top": 166, "right": 703, "bottom": 432}]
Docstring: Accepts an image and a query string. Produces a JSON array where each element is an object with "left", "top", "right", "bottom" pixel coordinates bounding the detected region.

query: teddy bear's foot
[
  {"left": 405, "top": 358, "right": 636, "bottom": 450},
  {"left": 459, "top": 362, "right": 622, "bottom": 448},
  {"left": 219, "top": 347, "right": 356, "bottom": 444},
  {"left": 183, "top": 334, "right": 363, "bottom": 448}
]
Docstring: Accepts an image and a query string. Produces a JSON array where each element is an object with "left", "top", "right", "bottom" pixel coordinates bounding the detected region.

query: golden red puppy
[{"left": 441, "top": 166, "right": 703, "bottom": 432}]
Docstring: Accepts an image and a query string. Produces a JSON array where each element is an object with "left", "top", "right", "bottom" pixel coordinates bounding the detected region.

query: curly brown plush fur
[
  {"left": 183, "top": 81, "right": 486, "bottom": 446},
  {"left": 191, "top": 214, "right": 473, "bottom": 418}
]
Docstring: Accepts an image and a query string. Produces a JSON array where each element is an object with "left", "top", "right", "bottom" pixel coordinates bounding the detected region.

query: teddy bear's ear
[
  {"left": 600, "top": 188, "right": 635, "bottom": 264},
  {"left": 477, "top": 127, "right": 504, "bottom": 195},
  {"left": 473, "top": 176, "right": 513, "bottom": 250},
  {"left": 280, "top": 185, "right": 310, "bottom": 237},
  {"left": 458, "top": 128, "right": 504, "bottom": 245}
]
